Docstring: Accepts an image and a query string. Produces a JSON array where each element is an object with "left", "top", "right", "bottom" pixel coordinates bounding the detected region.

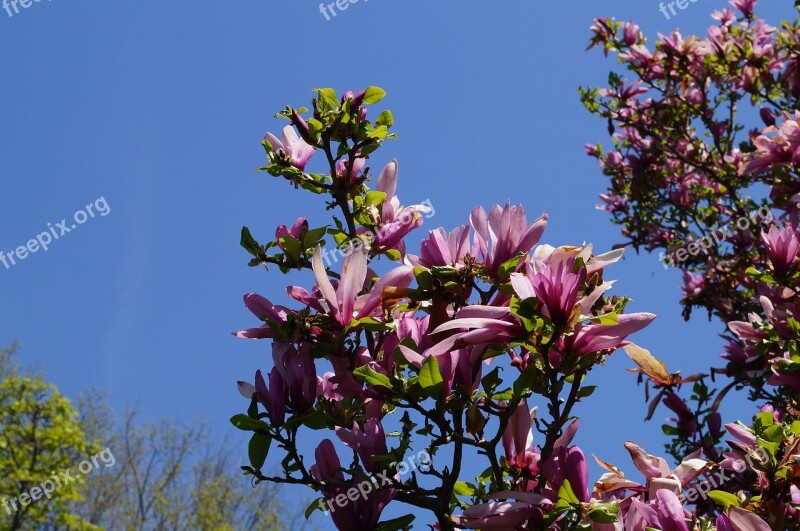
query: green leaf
[
  {"left": 307, "top": 118, "right": 324, "bottom": 141},
  {"left": 376, "top": 110, "right": 394, "bottom": 127},
  {"left": 240, "top": 227, "right": 261, "bottom": 257},
  {"left": 578, "top": 386, "right": 597, "bottom": 399},
  {"left": 314, "top": 87, "right": 339, "bottom": 110},
  {"left": 353, "top": 317, "right": 389, "bottom": 332},
  {"left": 304, "top": 226, "right": 328, "bottom": 247},
  {"left": 493, "top": 388, "right": 514, "bottom": 401},
  {"left": 365, "top": 191, "right": 388, "bottom": 207},
  {"left": 588, "top": 312, "right": 618, "bottom": 325},
  {"left": 453, "top": 481, "right": 477, "bottom": 496},
  {"left": 248, "top": 432, "right": 271, "bottom": 471},
  {"left": 305, "top": 497, "right": 327, "bottom": 520},
  {"left": 510, "top": 297, "right": 543, "bottom": 333},
  {"left": 374, "top": 514, "right": 415, "bottom": 531},
  {"left": 419, "top": 356, "right": 444, "bottom": 397},
  {"left": 557, "top": 479, "right": 580, "bottom": 507},
  {"left": 362, "top": 86, "right": 387, "bottom": 105},
  {"left": 514, "top": 363, "right": 544, "bottom": 398},
  {"left": 301, "top": 410, "right": 328, "bottom": 430},
  {"left": 230, "top": 414, "right": 269, "bottom": 432},
  {"left": 707, "top": 490, "right": 741, "bottom": 509},
  {"left": 482, "top": 367, "right": 503, "bottom": 396},
  {"left": 353, "top": 365, "right": 392, "bottom": 390},
  {"left": 279, "top": 236, "right": 302, "bottom": 262},
  {"left": 586, "top": 501, "right": 619, "bottom": 523}
]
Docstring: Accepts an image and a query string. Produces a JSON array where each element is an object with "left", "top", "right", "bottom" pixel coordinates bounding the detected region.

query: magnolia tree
[
  {"left": 584, "top": 0, "right": 800, "bottom": 528},
  {"left": 230, "top": 87, "right": 666, "bottom": 530}
]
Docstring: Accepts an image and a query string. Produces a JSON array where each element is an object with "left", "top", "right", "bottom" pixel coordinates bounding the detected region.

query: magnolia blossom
[
  {"left": 275, "top": 216, "right": 308, "bottom": 253},
  {"left": 254, "top": 367, "right": 287, "bottom": 427},
  {"left": 311, "top": 439, "right": 393, "bottom": 530},
  {"left": 451, "top": 492, "right": 554, "bottom": 530},
  {"left": 264, "top": 125, "right": 316, "bottom": 171},
  {"left": 761, "top": 225, "right": 800, "bottom": 276},
  {"left": 470, "top": 203, "right": 547, "bottom": 276},
  {"left": 412, "top": 225, "right": 472, "bottom": 268},
  {"left": 335, "top": 418, "right": 388, "bottom": 474},
  {"left": 367, "top": 160, "right": 427, "bottom": 254},
  {"left": 310, "top": 245, "right": 414, "bottom": 327},
  {"left": 234, "top": 293, "right": 291, "bottom": 340},
  {"left": 272, "top": 342, "right": 317, "bottom": 412}
]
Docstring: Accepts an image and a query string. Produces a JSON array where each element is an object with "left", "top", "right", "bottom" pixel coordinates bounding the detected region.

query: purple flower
[
  {"left": 560, "top": 313, "right": 656, "bottom": 356},
  {"left": 311, "top": 440, "right": 394, "bottom": 531},
  {"left": 254, "top": 367, "right": 287, "bottom": 427},
  {"left": 452, "top": 492, "right": 553, "bottom": 530},
  {"left": 530, "top": 257, "right": 585, "bottom": 328},
  {"left": 234, "top": 293, "right": 290, "bottom": 340},
  {"left": 335, "top": 418, "right": 388, "bottom": 474},
  {"left": 761, "top": 225, "right": 800, "bottom": 276},
  {"left": 275, "top": 217, "right": 308, "bottom": 253},
  {"left": 264, "top": 125, "right": 316, "bottom": 171},
  {"left": 501, "top": 398, "right": 536, "bottom": 462},
  {"left": 272, "top": 342, "right": 317, "bottom": 412},
  {"left": 470, "top": 203, "right": 548, "bottom": 277}
]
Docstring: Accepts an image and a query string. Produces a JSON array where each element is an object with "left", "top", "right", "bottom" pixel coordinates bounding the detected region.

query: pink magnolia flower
[
  {"left": 761, "top": 224, "right": 800, "bottom": 276},
  {"left": 663, "top": 392, "right": 697, "bottom": 436},
  {"left": 311, "top": 245, "right": 414, "bottom": 327},
  {"left": 502, "top": 397, "right": 536, "bottom": 463},
  {"left": 272, "top": 342, "right": 317, "bottom": 412},
  {"left": 234, "top": 293, "right": 291, "bottom": 340},
  {"left": 311, "top": 439, "right": 344, "bottom": 486},
  {"left": 336, "top": 155, "right": 366, "bottom": 180},
  {"left": 312, "top": 245, "right": 368, "bottom": 327},
  {"left": 719, "top": 507, "right": 771, "bottom": 531},
  {"left": 530, "top": 257, "right": 586, "bottom": 328},
  {"left": 368, "top": 160, "right": 427, "bottom": 254},
  {"left": 335, "top": 418, "right": 388, "bottom": 474},
  {"left": 623, "top": 21, "right": 640, "bottom": 46},
  {"left": 744, "top": 111, "right": 800, "bottom": 174},
  {"left": 264, "top": 125, "right": 316, "bottom": 171},
  {"left": 652, "top": 489, "right": 689, "bottom": 531},
  {"left": 501, "top": 397, "right": 542, "bottom": 479},
  {"left": 559, "top": 313, "right": 656, "bottom": 357},
  {"left": 254, "top": 367, "right": 287, "bottom": 427},
  {"left": 730, "top": 0, "right": 756, "bottom": 18},
  {"left": 427, "top": 305, "right": 523, "bottom": 357},
  {"left": 723, "top": 421, "right": 757, "bottom": 449},
  {"left": 542, "top": 445, "right": 591, "bottom": 503},
  {"left": 470, "top": 203, "right": 548, "bottom": 276},
  {"left": 311, "top": 439, "right": 394, "bottom": 531},
  {"left": 451, "top": 492, "right": 554, "bottom": 530},
  {"left": 412, "top": 225, "right": 472, "bottom": 268},
  {"left": 275, "top": 216, "right": 308, "bottom": 253},
  {"left": 316, "top": 371, "right": 342, "bottom": 401},
  {"left": 624, "top": 442, "right": 707, "bottom": 499}
]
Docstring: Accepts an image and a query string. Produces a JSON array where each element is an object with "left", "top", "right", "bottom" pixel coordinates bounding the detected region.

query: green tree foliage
[
  {"left": 72, "top": 403, "right": 301, "bottom": 530},
  {"left": 1, "top": 346, "right": 312, "bottom": 530},
  {"left": 0, "top": 344, "right": 101, "bottom": 530}
]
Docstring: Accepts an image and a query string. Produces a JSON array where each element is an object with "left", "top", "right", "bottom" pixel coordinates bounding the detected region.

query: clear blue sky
[{"left": 1, "top": 0, "right": 795, "bottom": 527}]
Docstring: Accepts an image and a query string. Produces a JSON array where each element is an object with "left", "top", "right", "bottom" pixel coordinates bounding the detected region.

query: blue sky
[{"left": 1, "top": 0, "right": 796, "bottom": 527}]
